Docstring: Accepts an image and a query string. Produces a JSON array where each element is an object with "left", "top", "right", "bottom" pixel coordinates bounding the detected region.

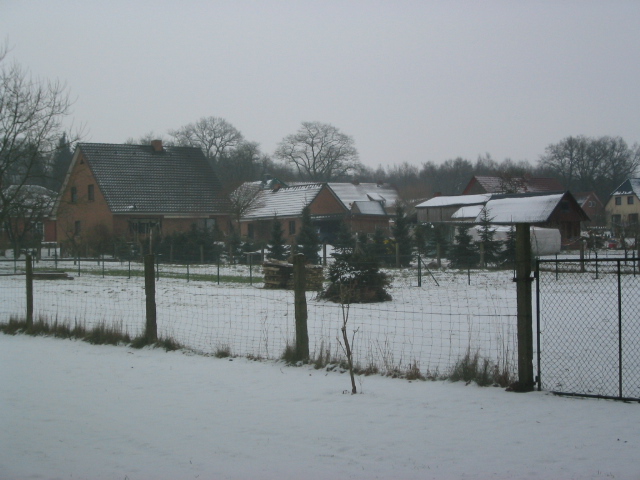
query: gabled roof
[
  {"left": 574, "top": 191, "right": 603, "bottom": 208},
  {"left": 242, "top": 183, "right": 328, "bottom": 219},
  {"left": 476, "top": 192, "right": 588, "bottom": 224},
  {"left": 327, "top": 182, "right": 398, "bottom": 209},
  {"left": 463, "top": 175, "right": 564, "bottom": 195},
  {"left": 70, "top": 143, "right": 229, "bottom": 215},
  {"left": 610, "top": 178, "right": 640, "bottom": 197}
]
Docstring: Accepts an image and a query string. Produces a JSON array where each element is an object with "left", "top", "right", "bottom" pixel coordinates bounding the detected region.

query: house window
[
  {"left": 628, "top": 196, "right": 634, "bottom": 205},
  {"left": 247, "top": 223, "right": 254, "bottom": 239},
  {"left": 74, "top": 220, "right": 81, "bottom": 235},
  {"left": 629, "top": 214, "right": 639, "bottom": 225},
  {"left": 588, "top": 201, "right": 595, "bottom": 208},
  {"left": 199, "top": 218, "right": 216, "bottom": 231},
  {"left": 615, "top": 197, "right": 622, "bottom": 205},
  {"left": 289, "top": 220, "right": 296, "bottom": 235},
  {"left": 560, "top": 201, "right": 569, "bottom": 211},
  {"left": 71, "top": 186, "right": 78, "bottom": 203},
  {"left": 129, "top": 219, "right": 159, "bottom": 235},
  {"left": 611, "top": 214, "right": 621, "bottom": 225},
  {"left": 88, "top": 184, "right": 95, "bottom": 202}
]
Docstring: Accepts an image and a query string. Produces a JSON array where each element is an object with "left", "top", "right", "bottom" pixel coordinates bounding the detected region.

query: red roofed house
[
  {"left": 49, "top": 141, "right": 230, "bottom": 255},
  {"left": 462, "top": 175, "right": 564, "bottom": 195}
]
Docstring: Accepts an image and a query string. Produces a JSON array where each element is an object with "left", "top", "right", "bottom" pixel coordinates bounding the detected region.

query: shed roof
[
  {"left": 416, "top": 194, "right": 491, "bottom": 208},
  {"left": 476, "top": 193, "right": 566, "bottom": 224}
]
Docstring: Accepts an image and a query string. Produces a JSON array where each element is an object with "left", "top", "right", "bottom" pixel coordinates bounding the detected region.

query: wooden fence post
[
  {"left": 144, "top": 254, "right": 157, "bottom": 342},
  {"left": 515, "top": 224, "right": 534, "bottom": 391},
  {"left": 26, "top": 254, "right": 33, "bottom": 327},
  {"left": 293, "top": 253, "right": 309, "bottom": 360}
]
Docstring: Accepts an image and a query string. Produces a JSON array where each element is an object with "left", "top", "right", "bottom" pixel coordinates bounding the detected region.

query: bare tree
[
  {"left": 275, "top": 121, "right": 361, "bottom": 181},
  {"left": 228, "top": 182, "right": 264, "bottom": 229},
  {"left": 0, "top": 46, "right": 78, "bottom": 228},
  {"left": 539, "top": 136, "right": 640, "bottom": 201},
  {"left": 2, "top": 185, "right": 55, "bottom": 258},
  {"left": 168, "top": 116, "right": 244, "bottom": 162}
]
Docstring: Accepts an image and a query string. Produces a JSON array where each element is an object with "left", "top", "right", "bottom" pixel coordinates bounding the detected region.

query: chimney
[{"left": 151, "top": 140, "right": 163, "bottom": 152}]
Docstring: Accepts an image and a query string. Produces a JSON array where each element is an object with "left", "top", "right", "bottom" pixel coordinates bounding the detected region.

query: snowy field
[
  {"left": 0, "top": 258, "right": 519, "bottom": 379},
  {"left": 1, "top": 334, "right": 638, "bottom": 480}
]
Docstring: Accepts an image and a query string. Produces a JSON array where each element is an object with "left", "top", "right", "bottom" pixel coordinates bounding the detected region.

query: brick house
[
  {"left": 574, "top": 191, "right": 606, "bottom": 227},
  {"left": 49, "top": 141, "right": 230, "bottom": 253},
  {"left": 239, "top": 183, "right": 347, "bottom": 244},
  {"left": 605, "top": 178, "right": 640, "bottom": 235},
  {"left": 237, "top": 182, "right": 399, "bottom": 244}
]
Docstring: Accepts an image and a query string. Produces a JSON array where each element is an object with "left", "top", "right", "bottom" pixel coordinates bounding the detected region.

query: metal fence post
[
  {"left": 617, "top": 260, "right": 623, "bottom": 399},
  {"left": 26, "top": 254, "right": 33, "bottom": 327}
]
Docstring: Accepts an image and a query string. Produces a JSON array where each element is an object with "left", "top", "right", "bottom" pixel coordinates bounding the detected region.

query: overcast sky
[{"left": 2, "top": 0, "right": 639, "bottom": 170}]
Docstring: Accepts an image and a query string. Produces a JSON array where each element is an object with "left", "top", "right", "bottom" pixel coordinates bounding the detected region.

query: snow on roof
[
  {"left": 328, "top": 183, "right": 398, "bottom": 207},
  {"left": 416, "top": 194, "right": 491, "bottom": 208},
  {"left": 352, "top": 200, "right": 386, "bottom": 215},
  {"left": 477, "top": 193, "right": 564, "bottom": 224},
  {"left": 451, "top": 204, "right": 484, "bottom": 219},
  {"left": 611, "top": 178, "right": 640, "bottom": 197},
  {"left": 243, "top": 184, "right": 324, "bottom": 219}
]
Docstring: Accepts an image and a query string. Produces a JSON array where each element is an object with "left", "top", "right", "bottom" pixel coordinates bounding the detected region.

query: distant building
[
  {"left": 605, "top": 178, "right": 640, "bottom": 235},
  {"left": 49, "top": 141, "right": 230, "bottom": 251},
  {"left": 462, "top": 175, "right": 564, "bottom": 195},
  {"left": 416, "top": 191, "right": 588, "bottom": 247}
]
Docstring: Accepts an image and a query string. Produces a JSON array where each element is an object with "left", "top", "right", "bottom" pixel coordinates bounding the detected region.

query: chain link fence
[
  {"left": 536, "top": 258, "right": 640, "bottom": 401},
  {"left": 1, "top": 254, "right": 519, "bottom": 382}
]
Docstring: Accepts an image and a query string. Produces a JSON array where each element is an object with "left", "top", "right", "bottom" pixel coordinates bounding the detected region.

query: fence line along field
[{"left": 0, "top": 258, "right": 519, "bottom": 380}]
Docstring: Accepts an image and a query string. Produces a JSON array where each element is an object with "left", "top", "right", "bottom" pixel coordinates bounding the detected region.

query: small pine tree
[
  {"left": 499, "top": 225, "right": 517, "bottom": 268},
  {"left": 391, "top": 204, "right": 412, "bottom": 267},
  {"left": 267, "top": 218, "right": 288, "bottom": 261},
  {"left": 450, "top": 224, "right": 479, "bottom": 269},
  {"left": 320, "top": 245, "right": 391, "bottom": 303},
  {"left": 296, "top": 206, "right": 320, "bottom": 264},
  {"left": 334, "top": 220, "right": 355, "bottom": 255},
  {"left": 413, "top": 223, "right": 428, "bottom": 257},
  {"left": 477, "top": 209, "right": 502, "bottom": 268},
  {"left": 370, "top": 226, "right": 391, "bottom": 264}
]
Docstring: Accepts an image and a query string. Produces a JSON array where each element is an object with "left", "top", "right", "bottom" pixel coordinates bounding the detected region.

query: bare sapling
[{"left": 338, "top": 283, "right": 358, "bottom": 394}]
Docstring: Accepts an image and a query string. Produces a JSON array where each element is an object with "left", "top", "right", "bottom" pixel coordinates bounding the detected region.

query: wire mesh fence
[
  {"left": 0, "top": 255, "right": 519, "bottom": 381},
  {"left": 536, "top": 258, "right": 640, "bottom": 401}
]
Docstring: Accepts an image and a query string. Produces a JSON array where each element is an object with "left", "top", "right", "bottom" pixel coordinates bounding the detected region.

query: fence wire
[
  {"left": 0, "top": 257, "right": 518, "bottom": 380},
  {"left": 537, "top": 258, "right": 640, "bottom": 401}
]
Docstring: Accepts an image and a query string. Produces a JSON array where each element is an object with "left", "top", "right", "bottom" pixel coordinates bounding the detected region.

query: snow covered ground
[
  {"left": 1, "top": 334, "right": 638, "bottom": 480},
  {"left": 0, "top": 259, "right": 520, "bottom": 380}
]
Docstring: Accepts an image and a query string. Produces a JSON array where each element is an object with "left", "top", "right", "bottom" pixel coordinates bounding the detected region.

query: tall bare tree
[
  {"left": 275, "top": 121, "right": 361, "bottom": 181},
  {"left": 0, "top": 46, "right": 78, "bottom": 228},
  {"left": 539, "top": 136, "right": 640, "bottom": 201},
  {"left": 168, "top": 116, "right": 244, "bottom": 162}
]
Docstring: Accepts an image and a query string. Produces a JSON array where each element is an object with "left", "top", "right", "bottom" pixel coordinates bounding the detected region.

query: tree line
[{"left": 3, "top": 43, "right": 640, "bottom": 259}]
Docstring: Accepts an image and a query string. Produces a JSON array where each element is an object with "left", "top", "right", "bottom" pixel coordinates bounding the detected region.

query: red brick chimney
[{"left": 151, "top": 140, "right": 163, "bottom": 152}]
